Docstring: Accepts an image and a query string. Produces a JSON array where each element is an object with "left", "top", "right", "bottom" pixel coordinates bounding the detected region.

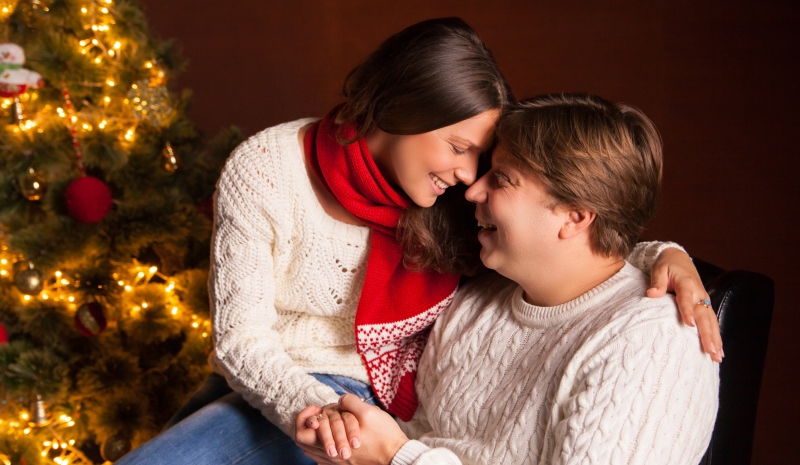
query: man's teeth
[
  {"left": 478, "top": 221, "right": 497, "bottom": 230},
  {"left": 431, "top": 174, "right": 449, "bottom": 190}
]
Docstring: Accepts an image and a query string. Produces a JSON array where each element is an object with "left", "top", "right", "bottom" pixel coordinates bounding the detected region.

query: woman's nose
[
  {"left": 454, "top": 155, "right": 479, "bottom": 186},
  {"left": 465, "top": 173, "right": 489, "bottom": 203}
]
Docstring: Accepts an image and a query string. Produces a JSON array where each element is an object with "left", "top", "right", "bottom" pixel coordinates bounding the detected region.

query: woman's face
[{"left": 367, "top": 109, "right": 500, "bottom": 207}]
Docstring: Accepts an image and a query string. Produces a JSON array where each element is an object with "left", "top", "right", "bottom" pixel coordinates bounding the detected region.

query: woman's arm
[
  {"left": 211, "top": 139, "right": 341, "bottom": 436},
  {"left": 627, "top": 241, "right": 722, "bottom": 362}
]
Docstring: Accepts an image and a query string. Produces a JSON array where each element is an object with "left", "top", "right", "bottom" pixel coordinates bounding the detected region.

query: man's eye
[{"left": 493, "top": 172, "right": 510, "bottom": 185}]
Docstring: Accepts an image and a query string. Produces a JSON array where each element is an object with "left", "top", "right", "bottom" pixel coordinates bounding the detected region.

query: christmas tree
[{"left": 0, "top": 1, "right": 243, "bottom": 463}]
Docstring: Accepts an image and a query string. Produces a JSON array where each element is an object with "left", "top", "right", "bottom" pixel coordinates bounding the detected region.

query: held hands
[
  {"left": 647, "top": 248, "right": 724, "bottom": 362},
  {"left": 295, "top": 394, "right": 409, "bottom": 465}
]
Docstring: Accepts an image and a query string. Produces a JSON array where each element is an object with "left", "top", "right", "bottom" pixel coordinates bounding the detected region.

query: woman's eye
[{"left": 450, "top": 144, "right": 466, "bottom": 155}]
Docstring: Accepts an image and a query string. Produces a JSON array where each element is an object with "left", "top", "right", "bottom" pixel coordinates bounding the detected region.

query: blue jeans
[{"left": 115, "top": 372, "right": 378, "bottom": 465}]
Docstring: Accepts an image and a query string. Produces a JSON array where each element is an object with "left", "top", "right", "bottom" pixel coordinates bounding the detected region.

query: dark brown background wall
[{"left": 140, "top": 1, "right": 799, "bottom": 462}]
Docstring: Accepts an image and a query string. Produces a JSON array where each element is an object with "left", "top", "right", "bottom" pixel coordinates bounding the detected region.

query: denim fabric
[{"left": 115, "top": 372, "right": 378, "bottom": 465}]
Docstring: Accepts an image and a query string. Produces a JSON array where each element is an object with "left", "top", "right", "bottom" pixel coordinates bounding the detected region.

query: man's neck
[{"left": 517, "top": 250, "right": 625, "bottom": 307}]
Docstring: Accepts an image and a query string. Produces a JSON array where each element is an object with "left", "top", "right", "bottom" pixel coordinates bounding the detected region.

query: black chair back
[{"left": 694, "top": 258, "right": 774, "bottom": 465}]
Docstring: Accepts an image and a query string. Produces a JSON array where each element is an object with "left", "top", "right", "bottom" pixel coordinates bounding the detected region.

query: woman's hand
[
  {"left": 647, "top": 247, "right": 723, "bottom": 362},
  {"left": 296, "top": 402, "right": 361, "bottom": 461},
  {"left": 296, "top": 396, "right": 409, "bottom": 465}
]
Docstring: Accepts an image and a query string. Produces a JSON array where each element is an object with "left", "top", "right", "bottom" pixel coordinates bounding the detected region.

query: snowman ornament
[{"left": 0, "top": 42, "right": 44, "bottom": 98}]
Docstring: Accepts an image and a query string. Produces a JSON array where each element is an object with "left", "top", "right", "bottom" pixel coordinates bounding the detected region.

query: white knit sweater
[
  {"left": 393, "top": 263, "right": 719, "bottom": 465},
  {"left": 208, "top": 118, "right": 685, "bottom": 436}
]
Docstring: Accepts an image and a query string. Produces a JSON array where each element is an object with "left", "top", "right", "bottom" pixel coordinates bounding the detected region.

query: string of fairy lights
[{"left": 1, "top": 1, "right": 208, "bottom": 463}]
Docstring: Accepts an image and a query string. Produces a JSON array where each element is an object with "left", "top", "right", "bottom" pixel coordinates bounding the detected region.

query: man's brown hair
[{"left": 496, "top": 93, "right": 663, "bottom": 257}]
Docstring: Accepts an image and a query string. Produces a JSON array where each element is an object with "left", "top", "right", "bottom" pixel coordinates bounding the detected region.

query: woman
[
  {"left": 296, "top": 94, "right": 720, "bottom": 465},
  {"left": 117, "top": 20, "right": 717, "bottom": 465}
]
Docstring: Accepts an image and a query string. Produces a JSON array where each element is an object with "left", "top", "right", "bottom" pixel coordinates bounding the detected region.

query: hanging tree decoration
[
  {"left": 17, "top": 166, "right": 46, "bottom": 201},
  {"left": 13, "top": 261, "right": 43, "bottom": 295},
  {"left": 161, "top": 141, "right": 180, "bottom": 172},
  {"left": 74, "top": 301, "right": 107, "bottom": 337},
  {"left": 127, "top": 76, "right": 173, "bottom": 127},
  {"left": 0, "top": 321, "right": 7, "bottom": 344},
  {"left": 0, "top": 42, "right": 44, "bottom": 125},
  {"left": 61, "top": 82, "right": 113, "bottom": 223}
]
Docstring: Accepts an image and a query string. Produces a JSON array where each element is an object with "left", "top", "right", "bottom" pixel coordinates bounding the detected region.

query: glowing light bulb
[
  {"left": 149, "top": 266, "right": 157, "bottom": 273},
  {"left": 171, "top": 307, "right": 178, "bottom": 315},
  {"left": 114, "top": 41, "right": 121, "bottom": 49},
  {"left": 142, "top": 302, "right": 148, "bottom": 308},
  {"left": 81, "top": 7, "right": 87, "bottom": 13}
]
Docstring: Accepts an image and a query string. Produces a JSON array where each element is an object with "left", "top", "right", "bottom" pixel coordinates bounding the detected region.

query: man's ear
[{"left": 559, "top": 208, "right": 596, "bottom": 239}]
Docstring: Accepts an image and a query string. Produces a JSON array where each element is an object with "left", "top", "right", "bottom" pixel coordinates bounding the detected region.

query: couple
[
  {"left": 295, "top": 94, "right": 719, "bottom": 464},
  {"left": 117, "top": 17, "right": 718, "bottom": 465}
]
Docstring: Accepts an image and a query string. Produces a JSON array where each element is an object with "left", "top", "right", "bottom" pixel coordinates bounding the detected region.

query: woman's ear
[{"left": 559, "top": 208, "right": 596, "bottom": 240}]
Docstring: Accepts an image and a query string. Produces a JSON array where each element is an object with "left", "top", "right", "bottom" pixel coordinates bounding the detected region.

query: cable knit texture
[
  {"left": 207, "top": 116, "right": 686, "bottom": 438},
  {"left": 393, "top": 262, "right": 718, "bottom": 465},
  {"left": 209, "top": 118, "right": 373, "bottom": 435}
]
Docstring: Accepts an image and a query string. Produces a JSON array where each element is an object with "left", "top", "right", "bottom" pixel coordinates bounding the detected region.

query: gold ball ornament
[
  {"left": 13, "top": 262, "right": 43, "bottom": 295},
  {"left": 18, "top": 166, "right": 46, "bottom": 201},
  {"left": 127, "top": 79, "right": 173, "bottom": 127},
  {"left": 102, "top": 432, "right": 132, "bottom": 462}
]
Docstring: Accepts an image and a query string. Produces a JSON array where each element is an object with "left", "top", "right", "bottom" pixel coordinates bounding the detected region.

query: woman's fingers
[{"left": 694, "top": 302, "right": 724, "bottom": 363}]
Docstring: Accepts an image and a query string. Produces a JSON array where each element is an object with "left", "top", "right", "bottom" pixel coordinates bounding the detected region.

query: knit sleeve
[
  {"left": 547, "top": 318, "right": 719, "bottom": 465},
  {"left": 209, "top": 137, "right": 340, "bottom": 436},
  {"left": 390, "top": 440, "right": 462, "bottom": 465},
  {"left": 626, "top": 241, "right": 687, "bottom": 275}
]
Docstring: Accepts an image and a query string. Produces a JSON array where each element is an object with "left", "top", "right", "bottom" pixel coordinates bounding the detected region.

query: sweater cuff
[{"left": 391, "top": 440, "right": 430, "bottom": 465}]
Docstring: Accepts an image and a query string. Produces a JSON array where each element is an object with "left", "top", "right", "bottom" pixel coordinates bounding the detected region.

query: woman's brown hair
[
  {"left": 336, "top": 17, "right": 512, "bottom": 275},
  {"left": 496, "top": 93, "right": 663, "bottom": 258}
]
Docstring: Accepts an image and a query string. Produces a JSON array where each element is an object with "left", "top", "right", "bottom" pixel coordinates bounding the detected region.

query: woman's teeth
[
  {"left": 478, "top": 221, "right": 497, "bottom": 230},
  {"left": 431, "top": 174, "right": 449, "bottom": 190}
]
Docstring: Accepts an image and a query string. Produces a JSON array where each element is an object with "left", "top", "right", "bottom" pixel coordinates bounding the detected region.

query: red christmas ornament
[
  {"left": 0, "top": 321, "right": 8, "bottom": 343},
  {"left": 65, "top": 176, "right": 112, "bottom": 223},
  {"left": 74, "top": 302, "right": 107, "bottom": 337}
]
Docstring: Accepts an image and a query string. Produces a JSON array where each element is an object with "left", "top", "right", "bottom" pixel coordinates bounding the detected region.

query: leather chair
[{"left": 694, "top": 258, "right": 775, "bottom": 465}]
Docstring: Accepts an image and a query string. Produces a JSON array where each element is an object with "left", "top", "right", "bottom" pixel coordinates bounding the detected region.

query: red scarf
[{"left": 305, "top": 112, "right": 459, "bottom": 421}]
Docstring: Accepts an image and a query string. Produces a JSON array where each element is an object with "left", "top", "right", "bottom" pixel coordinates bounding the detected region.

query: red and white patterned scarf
[{"left": 304, "top": 111, "right": 459, "bottom": 420}]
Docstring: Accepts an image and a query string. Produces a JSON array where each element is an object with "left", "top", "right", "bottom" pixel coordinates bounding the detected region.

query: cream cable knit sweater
[
  {"left": 393, "top": 263, "right": 719, "bottom": 465},
  {"left": 208, "top": 118, "right": 684, "bottom": 437}
]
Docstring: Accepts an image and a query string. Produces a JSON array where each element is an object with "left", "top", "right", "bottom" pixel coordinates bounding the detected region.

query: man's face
[{"left": 464, "top": 145, "right": 565, "bottom": 281}]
